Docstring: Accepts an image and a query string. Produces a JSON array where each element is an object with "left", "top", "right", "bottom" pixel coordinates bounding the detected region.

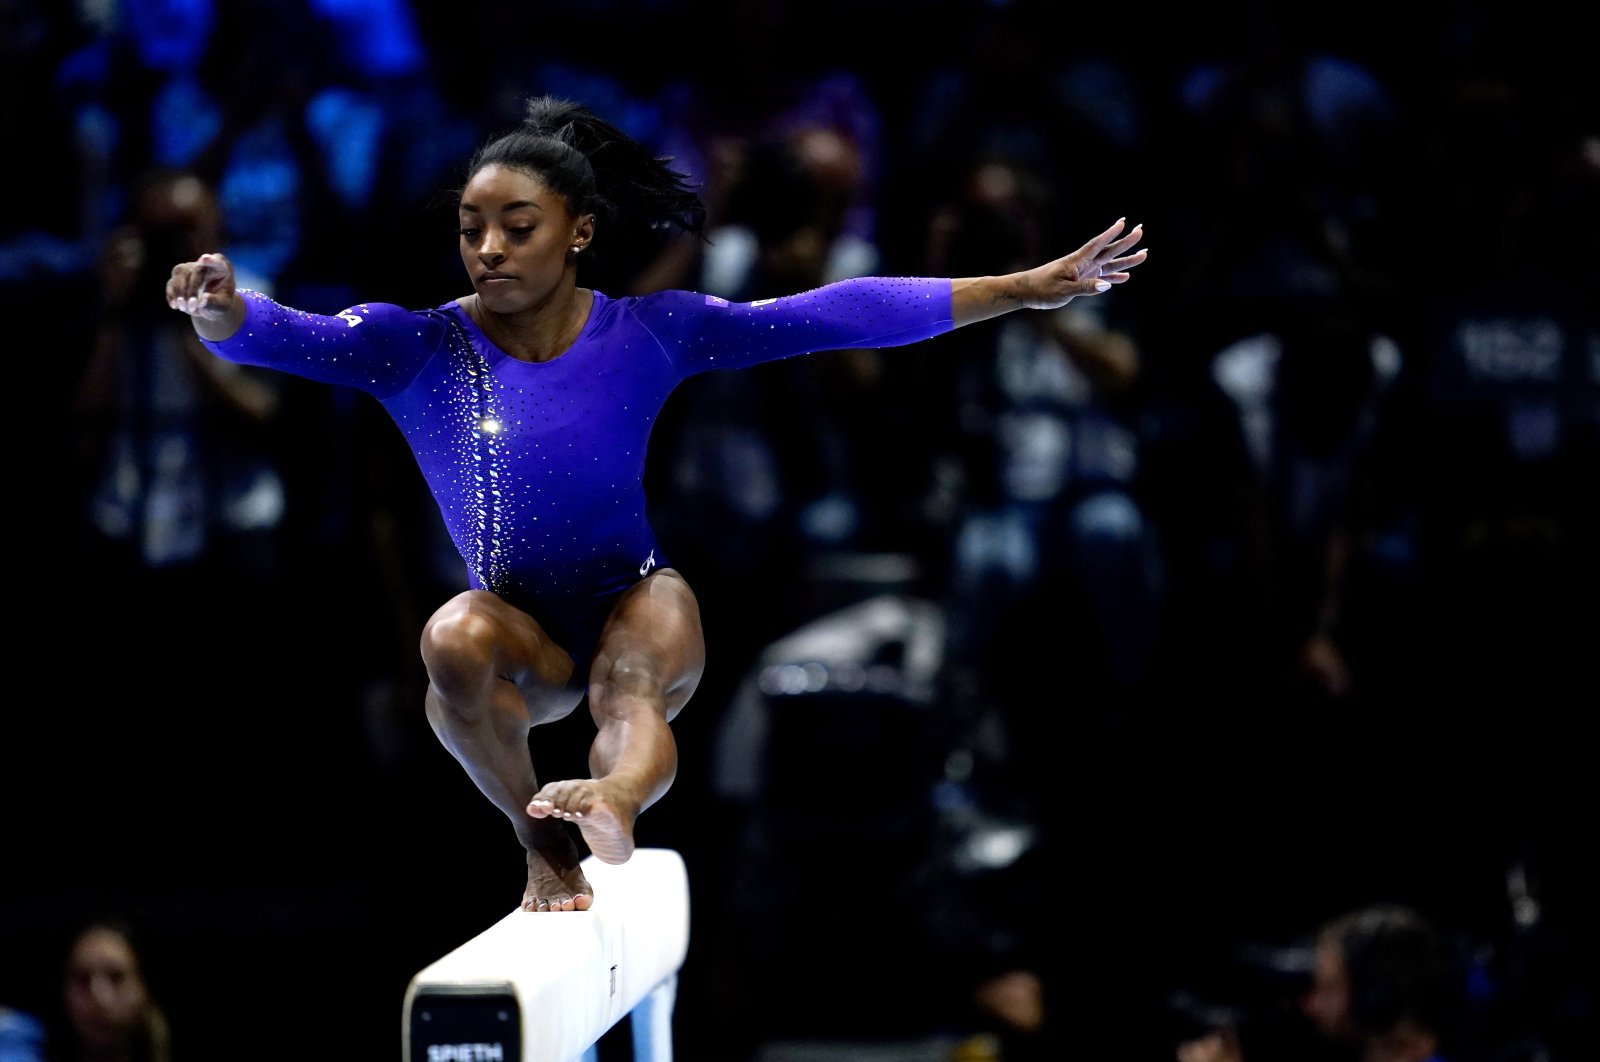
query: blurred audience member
[
  {"left": 701, "top": 122, "right": 878, "bottom": 301},
  {"left": 62, "top": 165, "right": 315, "bottom": 810},
  {"left": 49, "top": 919, "right": 173, "bottom": 1062},
  {"left": 1206, "top": 298, "right": 1404, "bottom": 705},
  {"left": 71, "top": 166, "right": 287, "bottom": 582},
  {"left": 1177, "top": 905, "right": 1464, "bottom": 1062},
  {"left": 924, "top": 149, "right": 1162, "bottom": 717}
]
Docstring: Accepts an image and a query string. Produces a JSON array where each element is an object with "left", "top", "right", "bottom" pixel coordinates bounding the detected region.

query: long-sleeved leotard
[{"left": 202, "top": 278, "right": 954, "bottom": 674}]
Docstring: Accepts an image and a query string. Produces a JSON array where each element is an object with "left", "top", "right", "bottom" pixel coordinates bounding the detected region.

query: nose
[
  {"left": 478, "top": 226, "right": 507, "bottom": 263},
  {"left": 90, "top": 973, "right": 118, "bottom": 1008}
]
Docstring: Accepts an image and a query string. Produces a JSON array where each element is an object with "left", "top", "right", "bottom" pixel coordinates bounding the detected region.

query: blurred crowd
[{"left": 3, "top": 1, "right": 1595, "bottom": 1060}]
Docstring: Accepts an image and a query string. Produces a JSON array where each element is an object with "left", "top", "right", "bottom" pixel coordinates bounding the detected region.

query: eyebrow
[{"left": 459, "top": 200, "right": 544, "bottom": 214}]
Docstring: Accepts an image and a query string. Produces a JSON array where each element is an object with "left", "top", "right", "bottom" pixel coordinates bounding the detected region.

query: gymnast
[{"left": 165, "top": 96, "right": 1147, "bottom": 914}]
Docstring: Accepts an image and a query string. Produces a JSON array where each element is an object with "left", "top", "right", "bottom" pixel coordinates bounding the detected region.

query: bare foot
[
  {"left": 521, "top": 821, "right": 594, "bottom": 913},
  {"left": 526, "top": 778, "right": 638, "bottom": 864}
]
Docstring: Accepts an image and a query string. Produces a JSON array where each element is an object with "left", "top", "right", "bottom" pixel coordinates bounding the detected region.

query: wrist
[{"left": 193, "top": 296, "right": 247, "bottom": 343}]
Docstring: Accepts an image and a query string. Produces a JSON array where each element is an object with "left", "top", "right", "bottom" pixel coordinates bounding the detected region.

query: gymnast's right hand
[
  {"left": 166, "top": 251, "right": 237, "bottom": 318},
  {"left": 167, "top": 252, "right": 244, "bottom": 339}
]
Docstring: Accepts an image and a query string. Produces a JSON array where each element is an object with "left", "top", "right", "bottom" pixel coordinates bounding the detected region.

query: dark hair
[
  {"left": 461, "top": 96, "right": 706, "bottom": 279},
  {"left": 1325, "top": 905, "right": 1459, "bottom": 1040}
]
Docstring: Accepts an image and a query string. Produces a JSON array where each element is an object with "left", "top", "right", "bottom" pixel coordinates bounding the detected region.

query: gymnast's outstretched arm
[{"left": 952, "top": 217, "right": 1146, "bottom": 325}]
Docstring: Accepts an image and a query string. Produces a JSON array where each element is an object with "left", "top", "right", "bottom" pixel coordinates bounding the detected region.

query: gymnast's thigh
[
  {"left": 425, "top": 588, "right": 585, "bottom": 724},
  {"left": 588, "top": 568, "right": 706, "bottom": 720}
]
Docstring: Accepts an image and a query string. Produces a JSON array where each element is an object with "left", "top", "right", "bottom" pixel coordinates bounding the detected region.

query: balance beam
[{"left": 402, "top": 848, "right": 690, "bottom": 1062}]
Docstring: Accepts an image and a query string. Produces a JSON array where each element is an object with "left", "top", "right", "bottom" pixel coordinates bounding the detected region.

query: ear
[{"left": 571, "top": 213, "right": 596, "bottom": 252}]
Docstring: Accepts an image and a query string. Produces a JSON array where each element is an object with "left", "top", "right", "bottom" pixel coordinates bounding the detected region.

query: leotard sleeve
[
  {"left": 632, "top": 276, "right": 954, "bottom": 377},
  {"left": 199, "top": 289, "right": 448, "bottom": 399}
]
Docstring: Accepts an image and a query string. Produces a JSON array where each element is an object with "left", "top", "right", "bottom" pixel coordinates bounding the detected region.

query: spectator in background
[
  {"left": 689, "top": 124, "right": 899, "bottom": 559},
  {"left": 71, "top": 166, "right": 288, "bottom": 585},
  {"left": 62, "top": 166, "right": 328, "bottom": 837},
  {"left": 1178, "top": 905, "right": 1464, "bottom": 1062},
  {"left": 46, "top": 918, "right": 174, "bottom": 1062},
  {"left": 922, "top": 148, "right": 1162, "bottom": 723},
  {"left": 1205, "top": 297, "right": 1405, "bottom": 706},
  {"left": 1302, "top": 907, "right": 1462, "bottom": 1061},
  {"left": 1133, "top": 3, "right": 1416, "bottom": 719}
]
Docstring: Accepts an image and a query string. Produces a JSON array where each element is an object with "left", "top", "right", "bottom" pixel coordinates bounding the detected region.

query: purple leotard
[{"left": 202, "top": 278, "right": 954, "bottom": 672}]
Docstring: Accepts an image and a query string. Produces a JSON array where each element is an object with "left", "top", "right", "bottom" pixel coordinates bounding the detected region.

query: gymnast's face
[{"left": 459, "top": 164, "right": 594, "bottom": 314}]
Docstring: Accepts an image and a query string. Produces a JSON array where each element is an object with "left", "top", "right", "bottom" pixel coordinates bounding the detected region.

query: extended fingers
[
  {"left": 1105, "top": 247, "right": 1149, "bottom": 273},
  {"left": 1074, "top": 217, "right": 1128, "bottom": 257},
  {"left": 1098, "top": 223, "right": 1144, "bottom": 261},
  {"left": 1070, "top": 220, "right": 1146, "bottom": 275},
  {"left": 1094, "top": 221, "right": 1148, "bottom": 281}
]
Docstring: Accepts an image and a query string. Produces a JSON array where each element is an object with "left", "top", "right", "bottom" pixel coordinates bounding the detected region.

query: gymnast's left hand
[{"left": 1023, "top": 217, "right": 1147, "bottom": 310}]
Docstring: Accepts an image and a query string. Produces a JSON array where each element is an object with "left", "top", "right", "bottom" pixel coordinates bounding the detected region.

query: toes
[
  {"left": 527, "top": 895, "right": 580, "bottom": 912},
  {"left": 529, "top": 800, "right": 587, "bottom": 821}
]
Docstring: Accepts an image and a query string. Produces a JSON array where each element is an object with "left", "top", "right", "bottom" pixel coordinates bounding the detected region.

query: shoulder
[
  {"left": 338, "top": 299, "right": 441, "bottom": 326},
  {"left": 617, "top": 286, "right": 720, "bottom": 311},
  {"left": 615, "top": 288, "right": 728, "bottom": 322},
  {"left": 326, "top": 299, "right": 455, "bottom": 344}
]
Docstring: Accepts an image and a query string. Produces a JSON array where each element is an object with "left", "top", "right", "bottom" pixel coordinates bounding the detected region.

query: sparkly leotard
[{"left": 203, "top": 278, "right": 954, "bottom": 673}]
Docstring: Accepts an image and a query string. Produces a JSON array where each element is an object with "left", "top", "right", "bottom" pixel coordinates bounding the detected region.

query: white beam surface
[{"left": 402, "top": 848, "right": 690, "bottom": 1062}]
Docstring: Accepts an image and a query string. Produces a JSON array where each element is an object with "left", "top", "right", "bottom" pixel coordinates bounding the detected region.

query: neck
[{"left": 466, "top": 284, "right": 592, "bottom": 363}]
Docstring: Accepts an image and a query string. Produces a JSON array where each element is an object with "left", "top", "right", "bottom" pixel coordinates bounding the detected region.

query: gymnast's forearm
[{"left": 951, "top": 270, "right": 1044, "bottom": 326}]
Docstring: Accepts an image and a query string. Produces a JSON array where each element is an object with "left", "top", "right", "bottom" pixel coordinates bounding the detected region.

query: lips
[{"left": 480, "top": 272, "right": 517, "bottom": 283}]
